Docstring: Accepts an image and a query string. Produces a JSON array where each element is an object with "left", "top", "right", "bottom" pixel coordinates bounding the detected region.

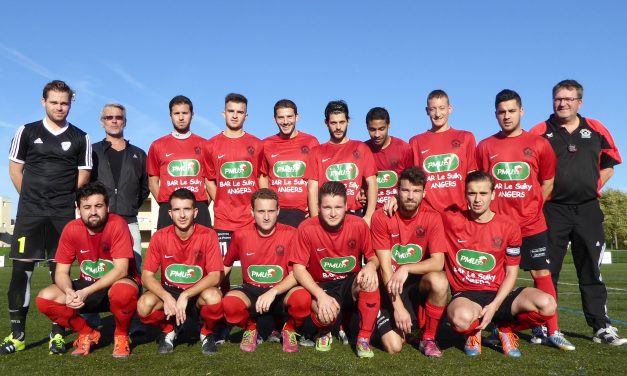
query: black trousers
[{"left": 544, "top": 200, "right": 611, "bottom": 331}]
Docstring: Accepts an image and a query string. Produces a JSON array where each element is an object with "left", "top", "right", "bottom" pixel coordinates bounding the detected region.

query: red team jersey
[
  {"left": 261, "top": 132, "right": 320, "bottom": 212},
  {"left": 143, "top": 225, "right": 224, "bottom": 290},
  {"left": 147, "top": 133, "right": 208, "bottom": 203},
  {"left": 203, "top": 132, "right": 264, "bottom": 231},
  {"left": 291, "top": 215, "right": 375, "bottom": 283},
  {"left": 224, "top": 223, "right": 297, "bottom": 288},
  {"left": 371, "top": 205, "right": 447, "bottom": 273},
  {"left": 55, "top": 214, "right": 138, "bottom": 284},
  {"left": 476, "top": 131, "right": 556, "bottom": 237},
  {"left": 410, "top": 129, "right": 477, "bottom": 212},
  {"left": 442, "top": 210, "right": 521, "bottom": 294},
  {"left": 365, "top": 136, "right": 414, "bottom": 208},
  {"left": 305, "top": 140, "right": 378, "bottom": 211}
]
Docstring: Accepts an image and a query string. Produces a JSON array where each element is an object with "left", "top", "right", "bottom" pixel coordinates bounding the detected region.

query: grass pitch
[{"left": 0, "top": 251, "right": 625, "bottom": 375}]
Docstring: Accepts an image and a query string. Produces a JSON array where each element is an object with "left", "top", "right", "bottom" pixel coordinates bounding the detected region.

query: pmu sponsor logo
[
  {"left": 168, "top": 159, "right": 200, "bottom": 177},
  {"left": 80, "top": 259, "right": 115, "bottom": 279},
  {"left": 221, "top": 161, "right": 253, "bottom": 179},
  {"left": 165, "top": 264, "right": 203, "bottom": 284},
  {"left": 273, "top": 161, "right": 306, "bottom": 178},
  {"left": 456, "top": 249, "right": 496, "bottom": 272},
  {"left": 376, "top": 170, "right": 398, "bottom": 188},
  {"left": 391, "top": 243, "right": 423, "bottom": 264},
  {"left": 325, "top": 163, "right": 358, "bottom": 181},
  {"left": 247, "top": 265, "right": 284, "bottom": 284},
  {"left": 320, "top": 256, "right": 356, "bottom": 273},
  {"left": 423, "top": 154, "right": 459, "bottom": 173},
  {"left": 492, "top": 162, "right": 530, "bottom": 181}
]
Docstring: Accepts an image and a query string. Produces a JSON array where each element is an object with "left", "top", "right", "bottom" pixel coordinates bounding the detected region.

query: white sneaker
[
  {"left": 593, "top": 326, "right": 627, "bottom": 346},
  {"left": 548, "top": 330, "right": 576, "bottom": 350}
]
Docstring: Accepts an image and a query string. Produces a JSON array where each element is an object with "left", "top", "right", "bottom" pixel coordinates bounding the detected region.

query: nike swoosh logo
[
  {"left": 316, "top": 248, "right": 326, "bottom": 252},
  {"left": 246, "top": 252, "right": 255, "bottom": 256},
  {"left": 80, "top": 250, "right": 89, "bottom": 254},
  {"left": 322, "top": 158, "right": 331, "bottom": 163},
  {"left": 164, "top": 255, "right": 174, "bottom": 258},
  {"left": 489, "top": 154, "right": 499, "bottom": 160},
  {"left": 271, "top": 154, "right": 280, "bottom": 158},
  {"left": 217, "top": 155, "right": 225, "bottom": 159},
  {"left": 457, "top": 239, "right": 467, "bottom": 243},
  {"left": 391, "top": 234, "right": 400, "bottom": 238},
  {"left": 420, "top": 149, "right": 430, "bottom": 154},
  {"left": 165, "top": 153, "right": 174, "bottom": 157}
]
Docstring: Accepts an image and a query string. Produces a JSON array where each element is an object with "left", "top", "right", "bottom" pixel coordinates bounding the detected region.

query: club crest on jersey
[
  {"left": 347, "top": 239, "right": 357, "bottom": 249},
  {"left": 221, "top": 161, "right": 253, "bottom": 179},
  {"left": 423, "top": 153, "right": 459, "bottom": 173},
  {"left": 353, "top": 150, "right": 361, "bottom": 159},
  {"left": 492, "top": 162, "right": 530, "bottom": 181},
  {"left": 80, "top": 259, "right": 115, "bottom": 279},
  {"left": 247, "top": 146, "right": 255, "bottom": 156},
  {"left": 301, "top": 145, "right": 310, "bottom": 154},
  {"left": 415, "top": 226, "right": 426, "bottom": 237},
  {"left": 276, "top": 244, "right": 285, "bottom": 256},
  {"left": 456, "top": 249, "right": 496, "bottom": 272},
  {"left": 248, "top": 265, "right": 284, "bottom": 284},
  {"left": 391, "top": 244, "right": 423, "bottom": 264},
  {"left": 451, "top": 139, "right": 461, "bottom": 148},
  {"left": 492, "top": 236, "right": 503, "bottom": 249},
  {"left": 376, "top": 170, "right": 398, "bottom": 189},
  {"left": 61, "top": 141, "right": 71, "bottom": 151},
  {"left": 165, "top": 264, "right": 203, "bottom": 284},
  {"left": 168, "top": 159, "right": 200, "bottom": 177},
  {"left": 580, "top": 129, "right": 591, "bottom": 139},
  {"left": 326, "top": 163, "right": 358, "bottom": 181},
  {"left": 194, "top": 146, "right": 201, "bottom": 155},
  {"left": 274, "top": 160, "right": 306, "bottom": 178},
  {"left": 321, "top": 256, "right": 356, "bottom": 273},
  {"left": 523, "top": 147, "right": 533, "bottom": 157}
]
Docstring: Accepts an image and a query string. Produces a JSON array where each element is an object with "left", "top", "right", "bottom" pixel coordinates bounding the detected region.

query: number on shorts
[{"left": 17, "top": 236, "right": 26, "bottom": 253}]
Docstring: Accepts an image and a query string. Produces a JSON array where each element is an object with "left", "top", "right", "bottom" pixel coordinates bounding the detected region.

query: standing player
[
  {"left": 92, "top": 102, "right": 149, "bottom": 273},
  {"left": 444, "top": 171, "right": 556, "bottom": 358},
  {"left": 530, "top": 79, "right": 625, "bottom": 345},
  {"left": 306, "top": 100, "right": 378, "bottom": 226},
  {"left": 3, "top": 80, "right": 92, "bottom": 355},
  {"left": 35, "top": 182, "right": 139, "bottom": 357},
  {"left": 147, "top": 95, "right": 210, "bottom": 229},
  {"left": 204, "top": 93, "right": 264, "bottom": 255},
  {"left": 137, "top": 188, "right": 224, "bottom": 354},
  {"left": 476, "top": 89, "right": 574, "bottom": 350},
  {"left": 222, "top": 188, "right": 311, "bottom": 353},
  {"left": 410, "top": 90, "right": 477, "bottom": 212},
  {"left": 260, "top": 99, "right": 320, "bottom": 227},
  {"left": 371, "top": 167, "right": 448, "bottom": 357},
  {"left": 364, "top": 107, "right": 413, "bottom": 209},
  {"left": 291, "top": 182, "right": 380, "bottom": 358}
]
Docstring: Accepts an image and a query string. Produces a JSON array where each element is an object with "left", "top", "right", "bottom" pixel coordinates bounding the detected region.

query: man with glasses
[{"left": 530, "top": 79, "right": 625, "bottom": 345}]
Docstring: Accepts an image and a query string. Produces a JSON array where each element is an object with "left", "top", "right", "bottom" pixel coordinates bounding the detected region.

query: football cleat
[
  {"left": 48, "top": 333, "right": 66, "bottom": 355},
  {"left": 530, "top": 325, "right": 548, "bottom": 345},
  {"left": 200, "top": 334, "right": 218, "bottom": 355},
  {"left": 548, "top": 331, "right": 576, "bottom": 351},
  {"left": 281, "top": 327, "right": 299, "bottom": 353},
  {"left": 356, "top": 337, "right": 374, "bottom": 358},
  {"left": 419, "top": 338, "right": 443, "bottom": 358},
  {"left": 157, "top": 330, "right": 176, "bottom": 354},
  {"left": 315, "top": 331, "right": 333, "bottom": 352},
  {"left": 0, "top": 333, "right": 25, "bottom": 355},
  {"left": 464, "top": 330, "right": 482, "bottom": 356},
  {"left": 498, "top": 330, "right": 521, "bottom": 358},
  {"left": 112, "top": 335, "right": 131, "bottom": 358},
  {"left": 240, "top": 329, "right": 258, "bottom": 352},
  {"left": 71, "top": 329, "right": 101, "bottom": 356}
]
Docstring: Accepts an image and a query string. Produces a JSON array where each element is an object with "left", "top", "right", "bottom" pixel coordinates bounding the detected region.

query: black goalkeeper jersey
[{"left": 9, "top": 119, "right": 92, "bottom": 217}]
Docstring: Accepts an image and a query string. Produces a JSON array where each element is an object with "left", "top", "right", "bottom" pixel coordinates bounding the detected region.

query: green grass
[{"left": 0, "top": 260, "right": 626, "bottom": 375}]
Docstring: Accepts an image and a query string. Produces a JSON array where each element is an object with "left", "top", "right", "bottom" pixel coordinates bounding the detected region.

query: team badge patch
[
  {"left": 194, "top": 146, "right": 201, "bottom": 155},
  {"left": 247, "top": 146, "right": 255, "bottom": 156},
  {"left": 523, "top": 147, "right": 533, "bottom": 157},
  {"left": 301, "top": 146, "right": 310, "bottom": 154},
  {"left": 347, "top": 239, "right": 357, "bottom": 249},
  {"left": 415, "top": 226, "right": 426, "bottom": 237},
  {"left": 492, "top": 236, "right": 503, "bottom": 249},
  {"left": 580, "top": 129, "right": 591, "bottom": 139},
  {"left": 451, "top": 139, "right": 461, "bottom": 148},
  {"left": 61, "top": 141, "right": 71, "bottom": 151},
  {"left": 276, "top": 244, "right": 285, "bottom": 256},
  {"left": 353, "top": 150, "right": 361, "bottom": 159}
]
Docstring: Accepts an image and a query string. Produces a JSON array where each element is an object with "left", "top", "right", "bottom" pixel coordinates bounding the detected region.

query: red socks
[
  {"left": 140, "top": 309, "right": 174, "bottom": 333},
  {"left": 285, "top": 289, "right": 311, "bottom": 331},
  {"left": 500, "top": 311, "right": 552, "bottom": 333},
  {"left": 36, "top": 297, "right": 91, "bottom": 335},
  {"left": 108, "top": 283, "right": 138, "bottom": 336},
  {"left": 357, "top": 290, "right": 380, "bottom": 340},
  {"left": 422, "top": 302, "right": 445, "bottom": 340},
  {"left": 534, "top": 274, "right": 559, "bottom": 335},
  {"left": 222, "top": 295, "right": 250, "bottom": 328},
  {"left": 199, "top": 302, "right": 224, "bottom": 336},
  {"left": 451, "top": 319, "right": 480, "bottom": 336}
]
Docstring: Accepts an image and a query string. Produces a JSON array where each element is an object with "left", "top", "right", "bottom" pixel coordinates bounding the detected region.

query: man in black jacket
[{"left": 91, "top": 103, "right": 149, "bottom": 273}]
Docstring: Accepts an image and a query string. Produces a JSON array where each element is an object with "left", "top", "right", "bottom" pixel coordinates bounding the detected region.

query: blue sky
[{"left": 1, "top": 1, "right": 625, "bottom": 217}]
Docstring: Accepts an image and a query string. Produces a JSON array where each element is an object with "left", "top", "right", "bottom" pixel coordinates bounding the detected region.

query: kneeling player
[
  {"left": 36, "top": 182, "right": 139, "bottom": 357},
  {"left": 371, "top": 167, "right": 449, "bottom": 357},
  {"left": 291, "top": 181, "right": 380, "bottom": 358},
  {"left": 444, "top": 172, "right": 556, "bottom": 357},
  {"left": 137, "top": 189, "right": 224, "bottom": 355},
  {"left": 222, "top": 188, "right": 311, "bottom": 353}
]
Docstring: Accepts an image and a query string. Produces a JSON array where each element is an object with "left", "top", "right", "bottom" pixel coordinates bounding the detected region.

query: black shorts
[
  {"left": 231, "top": 284, "right": 286, "bottom": 319},
  {"left": 450, "top": 287, "right": 525, "bottom": 323},
  {"left": 162, "top": 284, "right": 200, "bottom": 315},
  {"left": 377, "top": 275, "right": 423, "bottom": 336},
  {"left": 214, "top": 229, "right": 233, "bottom": 259},
  {"left": 520, "top": 231, "right": 550, "bottom": 271},
  {"left": 73, "top": 279, "right": 139, "bottom": 313},
  {"left": 10, "top": 215, "right": 73, "bottom": 261},
  {"left": 157, "top": 201, "right": 211, "bottom": 230},
  {"left": 319, "top": 274, "right": 357, "bottom": 310},
  {"left": 277, "top": 208, "right": 307, "bottom": 228}
]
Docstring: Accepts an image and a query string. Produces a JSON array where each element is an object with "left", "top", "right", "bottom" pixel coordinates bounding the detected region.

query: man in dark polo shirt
[{"left": 530, "top": 79, "right": 625, "bottom": 346}]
